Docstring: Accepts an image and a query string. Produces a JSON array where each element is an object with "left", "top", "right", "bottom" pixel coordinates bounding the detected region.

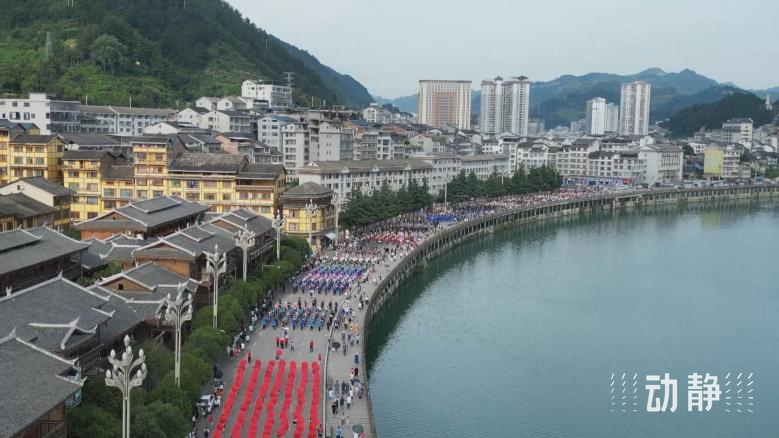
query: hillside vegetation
[
  {"left": 661, "top": 92, "right": 776, "bottom": 138},
  {"left": 0, "top": 0, "right": 372, "bottom": 108}
]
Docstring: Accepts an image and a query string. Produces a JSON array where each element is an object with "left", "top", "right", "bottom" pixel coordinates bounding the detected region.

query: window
[
  {"left": 87, "top": 183, "right": 98, "bottom": 191},
  {"left": 87, "top": 171, "right": 98, "bottom": 178},
  {"left": 186, "top": 180, "right": 198, "bottom": 189},
  {"left": 153, "top": 190, "right": 164, "bottom": 197},
  {"left": 222, "top": 193, "right": 231, "bottom": 201},
  {"left": 120, "top": 189, "right": 132, "bottom": 198},
  {"left": 104, "top": 189, "right": 116, "bottom": 197},
  {"left": 86, "top": 196, "right": 99, "bottom": 205},
  {"left": 186, "top": 192, "right": 199, "bottom": 201},
  {"left": 136, "top": 190, "right": 147, "bottom": 199},
  {"left": 170, "top": 180, "right": 181, "bottom": 187},
  {"left": 135, "top": 152, "right": 147, "bottom": 160},
  {"left": 68, "top": 183, "right": 80, "bottom": 190},
  {"left": 222, "top": 181, "right": 232, "bottom": 188},
  {"left": 154, "top": 153, "right": 164, "bottom": 161},
  {"left": 203, "top": 180, "right": 217, "bottom": 188},
  {"left": 204, "top": 193, "right": 216, "bottom": 201},
  {"left": 289, "top": 223, "right": 298, "bottom": 231}
]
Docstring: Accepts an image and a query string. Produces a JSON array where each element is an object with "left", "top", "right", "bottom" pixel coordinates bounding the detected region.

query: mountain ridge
[{"left": 0, "top": 0, "right": 373, "bottom": 108}]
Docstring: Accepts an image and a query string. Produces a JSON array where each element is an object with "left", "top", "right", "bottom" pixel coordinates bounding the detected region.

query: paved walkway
[{"left": 196, "top": 246, "right": 409, "bottom": 438}]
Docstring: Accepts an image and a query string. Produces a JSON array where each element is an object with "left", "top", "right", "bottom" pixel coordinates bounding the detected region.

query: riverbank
[{"left": 356, "top": 184, "right": 777, "bottom": 437}]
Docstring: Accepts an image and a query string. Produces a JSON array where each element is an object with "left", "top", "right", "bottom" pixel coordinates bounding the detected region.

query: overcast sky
[{"left": 229, "top": 0, "right": 778, "bottom": 98}]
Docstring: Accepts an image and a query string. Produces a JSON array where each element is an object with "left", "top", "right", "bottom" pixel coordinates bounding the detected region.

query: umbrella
[
  {"left": 352, "top": 424, "right": 364, "bottom": 433},
  {"left": 331, "top": 341, "right": 341, "bottom": 350}
]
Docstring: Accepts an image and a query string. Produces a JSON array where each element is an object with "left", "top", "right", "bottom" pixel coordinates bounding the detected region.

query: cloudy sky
[{"left": 229, "top": 0, "right": 778, "bottom": 98}]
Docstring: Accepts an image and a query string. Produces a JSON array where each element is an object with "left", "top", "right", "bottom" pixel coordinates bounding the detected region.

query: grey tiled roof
[
  {"left": 283, "top": 182, "right": 332, "bottom": 198},
  {"left": 460, "top": 154, "right": 508, "bottom": 162},
  {"left": 63, "top": 150, "right": 121, "bottom": 160},
  {"left": 135, "top": 223, "right": 237, "bottom": 259},
  {"left": 302, "top": 159, "right": 432, "bottom": 173},
  {"left": 237, "top": 163, "right": 284, "bottom": 179},
  {"left": 60, "top": 133, "right": 121, "bottom": 146},
  {"left": 210, "top": 209, "right": 273, "bottom": 236},
  {"left": 103, "top": 165, "right": 134, "bottom": 180},
  {"left": 169, "top": 153, "right": 246, "bottom": 172},
  {"left": 81, "top": 238, "right": 112, "bottom": 270},
  {"left": 0, "top": 227, "right": 90, "bottom": 277},
  {"left": 76, "top": 196, "right": 209, "bottom": 232},
  {"left": 0, "top": 335, "right": 82, "bottom": 438},
  {"left": 2, "top": 177, "right": 74, "bottom": 197},
  {"left": 0, "top": 276, "right": 110, "bottom": 354},
  {"left": 9, "top": 134, "right": 60, "bottom": 144},
  {"left": 0, "top": 193, "right": 55, "bottom": 219}
]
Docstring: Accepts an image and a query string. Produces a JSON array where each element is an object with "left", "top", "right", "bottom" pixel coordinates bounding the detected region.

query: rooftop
[
  {"left": 75, "top": 196, "right": 210, "bottom": 232},
  {"left": 0, "top": 193, "right": 55, "bottom": 219},
  {"left": 0, "top": 227, "right": 89, "bottom": 278},
  {"left": 1, "top": 177, "right": 75, "bottom": 197},
  {"left": 169, "top": 153, "right": 246, "bottom": 173},
  {"left": 9, "top": 134, "right": 60, "bottom": 144},
  {"left": 301, "top": 159, "right": 433, "bottom": 173},
  {"left": 283, "top": 182, "right": 332, "bottom": 199}
]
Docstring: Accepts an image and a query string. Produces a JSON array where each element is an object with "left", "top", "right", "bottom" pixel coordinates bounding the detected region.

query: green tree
[
  {"left": 66, "top": 405, "right": 120, "bottom": 438},
  {"left": 90, "top": 34, "right": 126, "bottom": 73}
]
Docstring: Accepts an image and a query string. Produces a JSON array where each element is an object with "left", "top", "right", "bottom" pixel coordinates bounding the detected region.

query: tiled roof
[
  {"left": 76, "top": 196, "right": 209, "bottom": 232},
  {"left": 283, "top": 182, "right": 332, "bottom": 198},
  {"left": 0, "top": 193, "right": 55, "bottom": 219},
  {"left": 63, "top": 150, "right": 121, "bottom": 160},
  {"left": 2, "top": 177, "right": 74, "bottom": 197},
  {"left": 209, "top": 209, "right": 273, "bottom": 236},
  {"left": 9, "top": 134, "right": 60, "bottom": 144},
  {"left": 0, "top": 227, "right": 89, "bottom": 277},
  {"left": 0, "top": 276, "right": 110, "bottom": 353},
  {"left": 237, "top": 163, "right": 284, "bottom": 179},
  {"left": 169, "top": 153, "right": 246, "bottom": 172},
  {"left": 0, "top": 334, "right": 82, "bottom": 438},
  {"left": 103, "top": 165, "right": 134, "bottom": 180},
  {"left": 301, "top": 159, "right": 432, "bottom": 173}
]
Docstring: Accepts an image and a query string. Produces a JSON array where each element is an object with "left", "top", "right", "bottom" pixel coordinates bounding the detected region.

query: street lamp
[
  {"left": 235, "top": 228, "right": 256, "bottom": 282},
  {"left": 105, "top": 335, "right": 147, "bottom": 438},
  {"left": 331, "top": 191, "right": 343, "bottom": 246},
  {"left": 160, "top": 283, "right": 192, "bottom": 387},
  {"left": 304, "top": 198, "right": 316, "bottom": 248},
  {"left": 204, "top": 244, "right": 226, "bottom": 329},
  {"left": 272, "top": 213, "right": 284, "bottom": 261}
]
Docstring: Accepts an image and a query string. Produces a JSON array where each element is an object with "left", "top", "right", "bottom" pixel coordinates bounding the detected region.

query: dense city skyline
[{"left": 230, "top": 0, "right": 778, "bottom": 97}]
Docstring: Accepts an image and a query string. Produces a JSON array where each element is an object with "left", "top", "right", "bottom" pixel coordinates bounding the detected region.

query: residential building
[
  {"left": 75, "top": 196, "right": 210, "bottom": 240},
  {"left": 479, "top": 76, "right": 530, "bottom": 135},
  {"left": 200, "top": 110, "right": 252, "bottom": 133},
  {"left": 509, "top": 141, "right": 549, "bottom": 171},
  {"left": 619, "top": 81, "right": 651, "bottom": 136},
  {"left": 241, "top": 79, "right": 293, "bottom": 108},
  {"left": 414, "top": 152, "right": 462, "bottom": 195},
  {"left": 281, "top": 182, "right": 336, "bottom": 249},
  {"left": 722, "top": 118, "right": 754, "bottom": 143},
  {"left": 0, "top": 176, "right": 74, "bottom": 228},
  {"left": 80, "top": 105, "right": 176, "bottom": 136},
  {"left": 363, "top": 104, "right": 392, "bottom": 124},
  {"left": 585, "top": 97, "right": 607, "bottom": 136},
  {"left": 63, "top": 150, "right": 126, "bottom": 220},
  {"left": 0, "top": 93, "right": 80, "bottom": 134},
  {"left": 257, "top": 115, "right": 295, "bottom": 150},
  {"left": 586, "top": 150, "right": 643, "bottom": 185},
  {"left": 318, "top": 121, "right": 354, "bottom": 161},
  {"left": 527, "top": 119, "right": 545, "bottom": 136},
  {"left": 3, "top": 134, "right": 66, "bottom": 184},
  {"left": 353, "top": 128, "right": 379, "bottom": 160},
  {"left": 605, "top": 103, "right": 620, "bottom": 133},
  {"left": 417, "top": 80, "right": 472, "bottom": 129},
  {"left": 297, "top": 159, "right": 434, "bottom": 198},
  {"left": 176, "top": 107, "right": 209, "bottom": 126},
  {"left": 703, "top": 143, "right": 742, "bottom": 180},
  {"left": 61, "top": 133, "right": 124, "bottom": 154},
  {"left": 461, "top": 154, "right": 510, "bottom": 180},
  {"left": 640, "top": 143, "right": 683, "bottom": 185},
  {"left": 553, "top": 139, "right": 600, "bottom": 181},
  {"left": 0, "top": 226, "right": 89, "bottom": 293},
  {"left": 281, "top": 122, "right": 311, "bottom": 179}
]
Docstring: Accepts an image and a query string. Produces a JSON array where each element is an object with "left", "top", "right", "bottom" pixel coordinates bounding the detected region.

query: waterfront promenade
[{"left": 201, "top": 183, "right": 778, "bottom": 437}]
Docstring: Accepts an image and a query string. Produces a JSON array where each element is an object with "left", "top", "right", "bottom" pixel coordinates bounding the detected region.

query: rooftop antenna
[{"left": 44, "top": 32, "right": 53, "bottom": 62}]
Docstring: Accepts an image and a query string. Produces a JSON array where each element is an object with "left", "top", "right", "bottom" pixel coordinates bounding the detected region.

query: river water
[{"left": 366, "top": 202, "right": 779, "bottom": 437}]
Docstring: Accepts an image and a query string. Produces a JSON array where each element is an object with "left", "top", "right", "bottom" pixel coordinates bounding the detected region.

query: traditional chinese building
[{"left": 280, "top": 181, "right": 336, "bottom": 249}]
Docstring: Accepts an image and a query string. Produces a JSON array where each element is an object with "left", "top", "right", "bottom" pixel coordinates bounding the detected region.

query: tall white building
[
  {"left": 0, "top": 93, "right": 80, "bottom": 134},
  {"left": 605, "top": 103, "right": 620, "bottom": 133},
  {"left": 585, "top": 97, "right": 607, "bottom": 136},
  {"left": 80, "top": 105, "right": 176, "bottom": 137},
  {"left": 479, "top": 76, "right": 531, "bottom": 136},
  {"left": 417, "top": 80, "right": 471, "bottom": 129},
  {"left": 619, "top": 81, "right": 651, "bottom": 136},
  {"left": 241, "top": 79, "right": 292, "bottom": 108}
]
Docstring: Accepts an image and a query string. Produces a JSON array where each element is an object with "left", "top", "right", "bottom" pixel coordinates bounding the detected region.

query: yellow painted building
[
  {"left": 280, "top": 181, "right": 336, "bottom": 249},
  {"left": 65, "top": 137, "right": 286, "bottom": 222},
  {"left": 0, "top": 122, "right": 41, "bottom": 185},
  {"left": 3, "top": 134, "right": 64, "bottom": 185},
  {"left": 63, "top": 150, "right": 126, "bottom": 220}
]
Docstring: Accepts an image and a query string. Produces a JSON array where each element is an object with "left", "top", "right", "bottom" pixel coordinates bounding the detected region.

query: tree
[
  {"left": 138, "top": 339, "right": 173, "bottom": 389},
  {"left": 682, "top": 144, "right": 695, "bottom": 156},
  {"left": 67, "top": 405, "right": 120, "bottom": 438},
  {"left": 90, "top": 34, "right": 126, "bottom": 73}
]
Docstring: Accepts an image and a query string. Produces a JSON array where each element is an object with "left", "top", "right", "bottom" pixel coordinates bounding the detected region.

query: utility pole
[{"left": 160, "top": 284, "right": 192, "bottom": 387}]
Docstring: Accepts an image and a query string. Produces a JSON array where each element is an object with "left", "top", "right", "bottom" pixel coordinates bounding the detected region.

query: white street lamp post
[
  {"left": 304, "top": 199, "right": 316, "bottom": 248},
  {"left": 235, "top": 228, "right": 256, "bottom": 282},
  {"left": 271, "top": 213, "right": 284, "bottom": 261},
  {"left": 204, "top": 244, "right": 226, "bottom": 329},
  {"left": 331, "top": 192, "right": 343, "bottom": 247},
  {"left": 105, "top": 335, "right": 147, "bottom": 438},
  {"left": 161, "top": 283, "right": 193, "bottom": 387}
]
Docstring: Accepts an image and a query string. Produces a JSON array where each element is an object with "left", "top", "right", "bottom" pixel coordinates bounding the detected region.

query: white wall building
[
  {"left": 479, "top": 76, "right": 530, "bottom": 136},
  {"left": 722, "top": 118, "right": 753, "bottom": 143},
  {"left": 281, "top": 122, "right": 311, "bottom": 179},
  {"left": 195, "top": 97, "right": 218, "bottom": 111},
  {"left": 619, "top": 81, "right": 651, "bottom": 136},
  {"left": 241, "top": 80, "right": 292, "bottom": 109},
  {"left": 585, "top": 97, "right": 607, "bottom": 136},
  {"left": 257, "top": 115, "right": 295, "bottom": 150},
  {"left": 297, "top": 159, "right": 434, "bottom": 198},
  {"left": 80, "top": 105, "right": 176, "bottom": 137},
  {"left": 461, "top": 154, "right": 510, "bottom": 180},
  {"left": 639, "top": 143, "right": 683, "bottom": 185},
  {"left": 0, "top": 93, "right": 80, "bottom": 134},
  {"left": 509, "top": 141, "right": 549, "bottom": 172},
  {"left": 605, "top": 103, "right": 620, "bottom": 133},
  {"left": 199, "top": 110, "right": 252, "bottom": 133},
  {"left": 417, "top": 80, "right": 472, "bottom": 129},
  {"left": 413, "top": 152, "right": 462, "bottom": 195},
  {"left": 318, "top": 121, "right": 354, "bottom": 162}
]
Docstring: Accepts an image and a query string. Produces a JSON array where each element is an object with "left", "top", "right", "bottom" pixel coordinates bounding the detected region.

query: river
[{"left": 366, "top": 202, "right": 779, "bottom": 437}]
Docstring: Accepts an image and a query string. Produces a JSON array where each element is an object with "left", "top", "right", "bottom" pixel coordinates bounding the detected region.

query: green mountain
[
  {"left": 0, "top": 0, "right": 373, "bottom": 108},
  {"left": 661, "top": 92, "right": 777, "bottom": 138}
]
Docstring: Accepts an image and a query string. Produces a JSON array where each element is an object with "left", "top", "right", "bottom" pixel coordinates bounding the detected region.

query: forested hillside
[
  {"left": 0, "top": 0, "right": 373, "bottom": 107},
  {"left": 661, "top": 92, "right": 776, "bottom": 138}
]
